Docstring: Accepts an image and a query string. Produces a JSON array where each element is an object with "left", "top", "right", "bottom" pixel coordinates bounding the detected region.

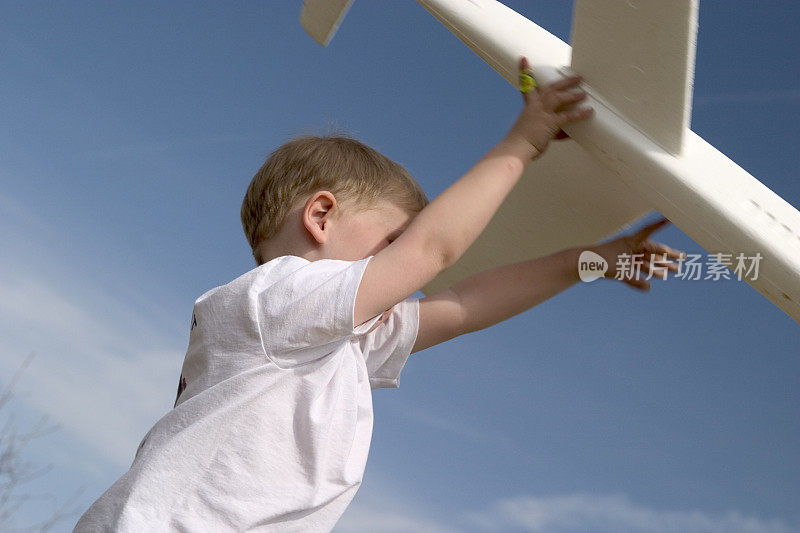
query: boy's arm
[
  {"left": 410, "top": 249, "right": 579, "bottom": 353},
  {"left": 439, "top": 248, "right": 582, "bottom": 339},
  {"left": 355, "top": 59, "right": 593, "bottom": 328},
  {"left": 411, "top": 218, "right": 685, "bottom": 351}
]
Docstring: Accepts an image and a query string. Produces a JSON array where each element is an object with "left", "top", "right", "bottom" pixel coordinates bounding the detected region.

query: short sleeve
[
  {"left": 257, "top": 256, "right": 385, "bottom": 367},
  {"left": 356, "top": 297, "right": 420, "bottom": 389}
]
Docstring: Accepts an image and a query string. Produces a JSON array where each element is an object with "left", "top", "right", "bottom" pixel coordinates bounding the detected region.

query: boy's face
[{"left": 329, "top": 200, "right": 416, "bottom": 261}]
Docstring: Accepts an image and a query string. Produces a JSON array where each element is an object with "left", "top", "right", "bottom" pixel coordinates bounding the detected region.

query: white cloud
[
  {"left": 337, "top": 469, "right": 796, "bottom": 533},
  {"left": 464, "top": 493, "right": 796, "bottom": 533},
  {"left": 336, "top": 473, "right": 460, "bottom": 533},
  {"left": 336, "top": 509, "right": 460, "bottom": 533},
  {"left": 0, "top": 193, "right": 186, "bottom": 470},
  {"left": 338, "top": 487, "right": 797, "bottom": 533}
]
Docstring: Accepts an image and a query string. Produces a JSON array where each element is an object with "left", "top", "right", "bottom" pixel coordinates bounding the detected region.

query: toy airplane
[{"left": 301, "top": 0, "right": 800, "bottom": 324}]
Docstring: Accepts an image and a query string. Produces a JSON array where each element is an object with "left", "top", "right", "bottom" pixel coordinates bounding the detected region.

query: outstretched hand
[
  {"left": 508, "top": 57, "right": 593, "bottom": 158},
  {"left": 591, "top": 217, "right": 687, "bottom": 291}
]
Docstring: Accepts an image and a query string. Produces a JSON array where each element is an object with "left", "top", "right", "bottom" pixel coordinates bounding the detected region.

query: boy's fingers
[
  {"left": 645, "top": 255, "right": 677, "bottom": 275},
  {"left": 553, "top": 89, "right": 587, "bottom": 111},
  {"left": 546, "top": 74, "right": 583, "bottom": 91},
  {"left": 539, "top": 86, "right": 586, "bottom": 112},
  {"left": 643, "top": 241, "right": 685, "bottom": 260},
  {"left": 623, "top": 277, "right": 651, "bottom": 292},
  {"left": 634, "top": 216, "right": 670, "bottom": 241},
  {"left": 556, "top": 106, "right": 594, "bottom": 126}
]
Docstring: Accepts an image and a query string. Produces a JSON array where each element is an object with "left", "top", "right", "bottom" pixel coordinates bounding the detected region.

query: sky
[{"left": 0, "top": 1, "right": 798, "bottom": 531}]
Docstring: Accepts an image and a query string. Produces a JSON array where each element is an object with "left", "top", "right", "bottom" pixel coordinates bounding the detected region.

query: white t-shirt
[{"left": 74, "top": 255, "right": 420, "bottom": 532}]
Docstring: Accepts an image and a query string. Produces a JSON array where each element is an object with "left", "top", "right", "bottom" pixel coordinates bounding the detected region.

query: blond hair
[{"left": 241, "top": 133, "right": 428, "bottom": 265}]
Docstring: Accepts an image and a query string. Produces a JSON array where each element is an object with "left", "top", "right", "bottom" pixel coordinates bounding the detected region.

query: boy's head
[{"left": 241, "top": 133, "right": 428, "bottom": 266}]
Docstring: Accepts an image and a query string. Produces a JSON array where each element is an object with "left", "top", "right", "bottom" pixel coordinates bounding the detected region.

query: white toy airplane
[{"left": 300, "top": 0, "right": 800, "bottom": 324}]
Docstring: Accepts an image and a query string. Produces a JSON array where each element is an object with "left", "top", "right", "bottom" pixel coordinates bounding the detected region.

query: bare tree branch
[{"left": 0, "top": 353, "right": 86, "bottom": 531}]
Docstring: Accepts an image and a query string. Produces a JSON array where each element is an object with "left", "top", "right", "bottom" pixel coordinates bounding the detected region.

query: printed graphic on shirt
[
  {"left": 135, "top": 433, "right": 148, "bottom": 460},
  {"left": 174, "top": 373, "right": 187, "bottom": 407}
]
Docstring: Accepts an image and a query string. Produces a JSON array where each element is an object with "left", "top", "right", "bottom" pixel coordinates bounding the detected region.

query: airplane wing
[
  {"left": 300, "top": 0, "right": 800, "bottom": 324},
  {"left": 420, "top": 140, "right": 651, "bottom": 294},
  {"left": 411, "top": 0, "right": 695, "bottom": 295}
]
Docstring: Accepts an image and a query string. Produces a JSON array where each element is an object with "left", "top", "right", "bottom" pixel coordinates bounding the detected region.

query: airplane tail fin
[
  {"left": 300, "top": 0, "right": 354, "bottom": 46},
  {"left": 570, "top": 0, "right": 699, "bottom": 154}
]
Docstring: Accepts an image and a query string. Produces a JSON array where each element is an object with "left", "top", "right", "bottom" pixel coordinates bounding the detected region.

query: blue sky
[{"left": 1, "top": 1, "right": 798, "bottom": 531}]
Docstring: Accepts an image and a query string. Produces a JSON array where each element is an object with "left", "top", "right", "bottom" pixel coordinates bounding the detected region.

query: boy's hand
[
  {"left": 590, "top": 217, "right": 687, "bottom": 291},
  {"left": 507, "top": 57, "right": 594, "bottom": 159}
]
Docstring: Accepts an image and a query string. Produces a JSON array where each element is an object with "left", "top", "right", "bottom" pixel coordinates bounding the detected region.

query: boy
[{"left": 75, "top": 58, "right": 683, "bottom": 531}]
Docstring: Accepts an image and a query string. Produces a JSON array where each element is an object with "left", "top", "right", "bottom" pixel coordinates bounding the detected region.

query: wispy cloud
[
  {"left": 382, "top": 396, "right": 520, "bottom": 453},
  {"left": 337, "top": 509, "right": 460, "bottom": 533},
  {"left": 0, "top": 191, "right": 186, "bottom": 471},
  {"left": 464, "top": 493, "right": 796, "bottom": 533},
  {"left": 338, "top": 464, "right": 796, "bottom": 533},
  {"left": 339, "top": 485, "right": 797, "bottom": 533},
  {"left": 336, "top": 472, "right": 461, "bottom": 533}
]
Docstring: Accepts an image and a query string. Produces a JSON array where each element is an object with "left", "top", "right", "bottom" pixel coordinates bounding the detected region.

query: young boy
[{"left": 75, "top": 59, "right": 683, "bottom": 531}]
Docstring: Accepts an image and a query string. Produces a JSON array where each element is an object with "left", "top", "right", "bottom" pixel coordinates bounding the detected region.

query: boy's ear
[{"left": 302, "top": 190, "right": 339, "bottom": 244}]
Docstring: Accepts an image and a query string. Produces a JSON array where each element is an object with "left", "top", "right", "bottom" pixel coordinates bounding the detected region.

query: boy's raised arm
[{"left": 354, "top": 59, "right": 593, "bottom": 328}]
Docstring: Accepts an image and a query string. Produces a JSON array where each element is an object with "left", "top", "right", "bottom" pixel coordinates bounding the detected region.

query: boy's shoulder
[
  {"left": 195, "top": 255, "right": 308, "bottom": 304},
  {"left": 196, "top": 255, "right": 366, "bottom": 305}
]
